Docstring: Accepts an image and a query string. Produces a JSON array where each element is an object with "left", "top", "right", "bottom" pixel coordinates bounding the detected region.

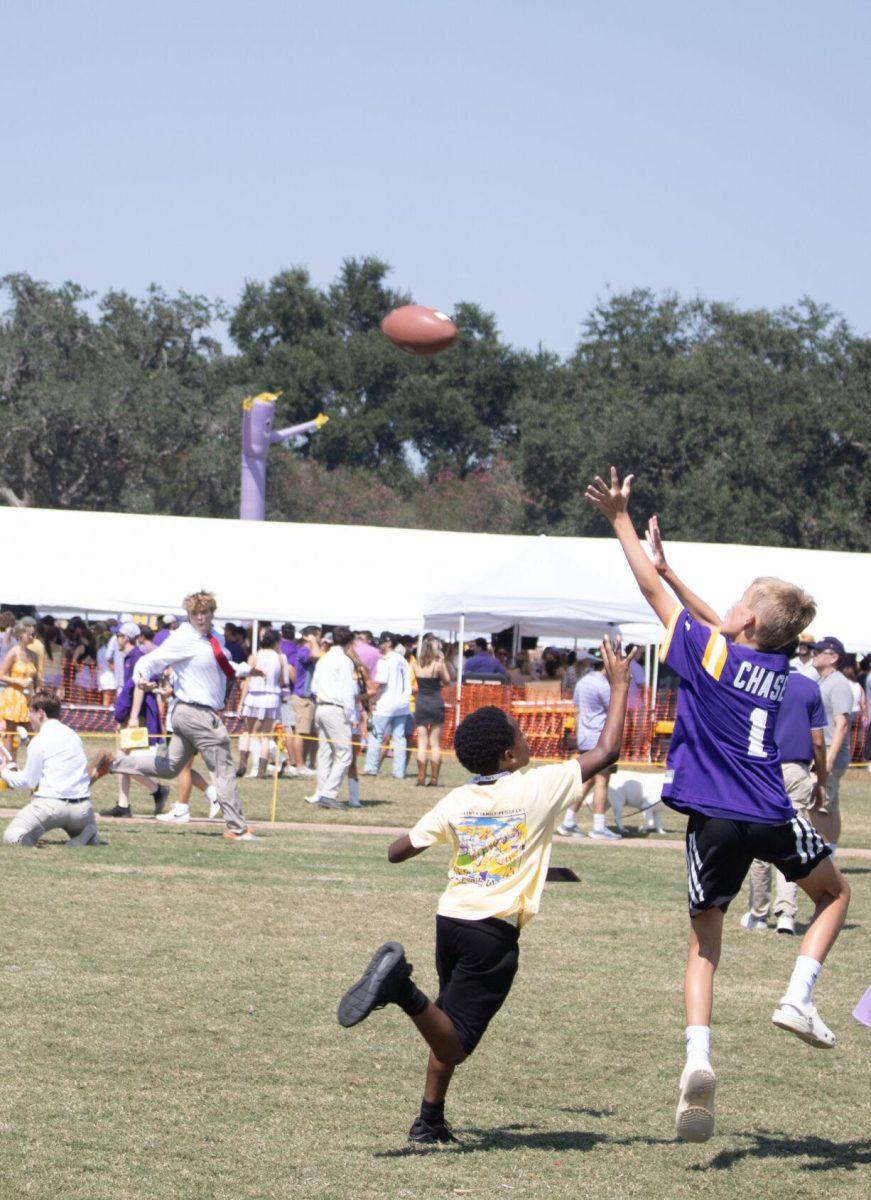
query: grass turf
[{"left": 0, "top": 770, "right": 869, "bottom": 1198}]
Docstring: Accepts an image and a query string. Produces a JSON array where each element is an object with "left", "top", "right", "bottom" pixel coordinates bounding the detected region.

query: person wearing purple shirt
[
  {"left": 586, "top": 468, "right": 850, "bottom": 1145},
  {"left": 743, "top": 649, "right": 829, "bottom": 934},
  {"left": 463, "top": 639, "right": 507, "bottom": 677},
  {"left": 279, "top": 623, "right": 318, "bottom": 774},
  {"left": 152, "top": 614, "right": 179, "bottom": 648}
]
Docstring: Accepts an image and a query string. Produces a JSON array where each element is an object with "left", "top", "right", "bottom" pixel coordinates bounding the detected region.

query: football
[{"left": 380, "top": 304, "right": 458, "bottom": 356}]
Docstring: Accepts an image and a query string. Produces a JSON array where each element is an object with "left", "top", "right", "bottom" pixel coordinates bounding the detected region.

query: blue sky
[{"left": 4, "top": 1, "right": 870, "bottom": 355}]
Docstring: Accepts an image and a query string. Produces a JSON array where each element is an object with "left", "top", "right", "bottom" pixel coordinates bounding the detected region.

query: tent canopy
[
  {"left": 424, "top": 537, "right": 655, "bottom": 638},
  {"left": 1, "top": 506, "right": 869, "bottom": 649}
]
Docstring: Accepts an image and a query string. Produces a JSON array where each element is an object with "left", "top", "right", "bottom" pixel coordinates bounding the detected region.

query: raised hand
[
  {"left": 584, "top": 466, "right": 635, "bottom": 524},
  {"left": 599, "top": 634, "right": 638, "bottom": 691},
  {"left": 646, "top": 515, "right": 669, "bottom": 576}
]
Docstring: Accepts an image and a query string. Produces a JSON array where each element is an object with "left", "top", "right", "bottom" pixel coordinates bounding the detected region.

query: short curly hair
[{"left": 453, "top": 706, "right": 516, "bottom": 776}]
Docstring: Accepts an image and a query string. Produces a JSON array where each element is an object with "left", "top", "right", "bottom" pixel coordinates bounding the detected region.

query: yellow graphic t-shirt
[{"left": 409, "top": 760, "right": 584, "bottom": 928}]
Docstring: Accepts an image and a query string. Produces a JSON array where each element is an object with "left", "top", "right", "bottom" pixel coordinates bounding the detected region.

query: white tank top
[{"left": 247, "top": 649, "right": 282, "bottom": 697}]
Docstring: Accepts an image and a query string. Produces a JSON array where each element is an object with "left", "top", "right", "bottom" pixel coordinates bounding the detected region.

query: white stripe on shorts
[{"left": 686, "top": 832, "right": 705, "bottom": 905}]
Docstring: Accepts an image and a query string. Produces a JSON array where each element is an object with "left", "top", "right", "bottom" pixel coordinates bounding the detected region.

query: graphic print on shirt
[{"left": 450, "top": 809, "right": 528, "bottom": 887}]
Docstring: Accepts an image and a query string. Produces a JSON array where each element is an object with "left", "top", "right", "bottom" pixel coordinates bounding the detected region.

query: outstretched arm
[
  {"left": 646, "top": 515, "right": 722, "bottom": 627},
  {"left": 576, "top": 635, "right": 636, "bottom": 779},
  {"left": 584, "top": 468, "right": 678, "bottom": 628}
]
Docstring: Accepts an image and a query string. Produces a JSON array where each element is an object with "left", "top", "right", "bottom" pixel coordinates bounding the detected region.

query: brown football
[{"left": 380, "top": 304, "right": 458, "bottom": 356}]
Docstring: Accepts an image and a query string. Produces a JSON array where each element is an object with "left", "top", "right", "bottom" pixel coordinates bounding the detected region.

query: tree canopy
[{"left": 1, "top": 263, "right": 868, "bottom": 550}]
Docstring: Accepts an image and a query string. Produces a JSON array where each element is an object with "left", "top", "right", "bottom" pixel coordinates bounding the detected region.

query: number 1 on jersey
[{"left": 748, "top": 707, "right": 768, "bottom": 758}]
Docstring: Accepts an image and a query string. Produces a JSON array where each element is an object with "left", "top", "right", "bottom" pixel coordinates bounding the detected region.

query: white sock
[
  {"left": 784, "top": 955, "right": 822, "bottom": 1009},
  {"left": 247, "top": 738, "right": 261, "bottom": 774},
  {"left": 685, "top": 1025, "right": 711, "bottom": 1065},
  {"left": 205, "top": 785, "right": 217, "bottom": 805},
  {"left": 561, "top": 810, "right": 576, "bottom": 829},
  {"left": 347, "top": 777, "right": 360, "bottom": 804},
  {"left": 592, "top": 812, "right": 606, "bottom": 832},
  {"left": 174, "top": 802, "right": 190, "bottom": 815}
]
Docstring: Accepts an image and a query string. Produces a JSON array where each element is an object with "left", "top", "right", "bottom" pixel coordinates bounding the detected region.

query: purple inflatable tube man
[{"left": 240, "top": 392, "right": 328, "bottom": 521}]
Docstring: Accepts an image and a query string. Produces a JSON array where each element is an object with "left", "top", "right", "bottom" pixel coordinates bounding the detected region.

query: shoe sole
[
  {"left": 337, "top": 941, "right": 405, "bottom": 1028},
  {"left": 676, "top": 1066, "right": 716, "bottom": 1142},
  {"left": 771, "top": 1007, "right": 835, "bottom": 1048}
]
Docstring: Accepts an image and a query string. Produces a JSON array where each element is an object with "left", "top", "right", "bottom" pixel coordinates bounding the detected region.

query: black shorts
[
  {"left": 685, "top": 810, "right": 831, "bottom": 917},
  {"left": 435, "top": 915, "right": 520, "bottom": 1055}
]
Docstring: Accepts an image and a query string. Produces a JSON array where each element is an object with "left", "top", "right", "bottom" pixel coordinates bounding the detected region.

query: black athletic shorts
[
  {"left": 435, "top": 914, "right": 520, "bottom": 1055},
  {"left": 685, "top": 810, "right": 831, "bottom": 918}
]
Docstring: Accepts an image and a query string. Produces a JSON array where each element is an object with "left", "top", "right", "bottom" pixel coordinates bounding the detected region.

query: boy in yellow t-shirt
[{"left": 337, "top": 637, "right": 635, "bottom": 1146}]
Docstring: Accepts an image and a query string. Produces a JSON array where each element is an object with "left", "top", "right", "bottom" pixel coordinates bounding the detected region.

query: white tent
[
  {"left": 1, "top": 506, "right": 869, "bottom": 649},
  {"left": 424, "top": 536, "right": 656, "bottom": 638}
]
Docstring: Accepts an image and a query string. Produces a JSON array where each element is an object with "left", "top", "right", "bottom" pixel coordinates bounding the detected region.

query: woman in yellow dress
[{"left": 0, "top": 624, "right": 40, "bottom": 763}]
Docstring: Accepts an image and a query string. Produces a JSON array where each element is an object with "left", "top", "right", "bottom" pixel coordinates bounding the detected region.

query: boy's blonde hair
[
  {"left": 746, "top": 577, "right": 816, "bottom": 651},
  {"left": 183, "top": 590, "right": 218, "bottom": 615}
]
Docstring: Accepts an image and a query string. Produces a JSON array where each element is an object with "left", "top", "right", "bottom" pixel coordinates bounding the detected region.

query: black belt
[
  {"left": 38, "top": 796, "right": 89, "bottom": 804},
  {"left": 317, "top": 700, "right": 344, "bottom": 708}
]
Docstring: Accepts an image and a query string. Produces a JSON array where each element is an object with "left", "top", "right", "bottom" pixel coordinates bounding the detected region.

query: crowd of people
[{"left": 0, "top": 472, "right": 867, "bottom": 1150}]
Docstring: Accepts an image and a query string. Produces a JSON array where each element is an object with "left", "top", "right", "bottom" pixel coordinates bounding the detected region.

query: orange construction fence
[{"left": 36, "top": 663, "right": 871, "bottom": 766}]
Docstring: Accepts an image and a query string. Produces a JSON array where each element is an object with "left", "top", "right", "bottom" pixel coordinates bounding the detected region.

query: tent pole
[
  {"left": 252, "top": 618, "right": 259, "bottom": 651},
  {"left": 651, "top": 642, "right": 660, "bottom": 708},
  {"left": 511, "top": 623, "right": 521, "bottom": 661},
  {"left": 644, "top": 643, "right": 651, "bottom": 690},
  {"left": 456, "top": 614, "right": 465, "bottom": 726}
]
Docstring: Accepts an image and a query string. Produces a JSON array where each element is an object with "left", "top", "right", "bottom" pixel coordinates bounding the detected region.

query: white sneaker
[
  {"left": 556, "top": 824, "right": 584, "bottom": 838},
  {"left": 676, "top": 1060, "right": 716, "bottom": 1142},
  {"left": 304, "top": 793, "right": 321, "bottom": 805},
  {"left": 156, "top": 803, "right": 190, "bottom": 824},
  {"left": 776, "top": 914, "right": 795, "bottom": 935},
  {"left": 772, "top": 999, "right": 835, "bottom": 1048},
  {"left": 298, "top": 766, "right": 316, "bottom": 777},
  {"left": 740, "top": 912, "right": 769, "bottom": 931},
  {"left": 589, "top": 827, "right": 621, "bottom": 840},
  {"left": 205, "top": 785, "right": 221, "bottom": 819}
]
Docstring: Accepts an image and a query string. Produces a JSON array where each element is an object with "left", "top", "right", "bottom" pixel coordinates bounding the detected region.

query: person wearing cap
[
  {"left": 1, "top": 691, "right": 100, "bottom": 847},
  {"left": 809, "top": 636, "right": 853, "bottom": 849},
  {"left": 792, "top": 634, "right": 818, "bottom": 679},
  {"left": 153, "top": 615, "right": 179, "bottom": 648}
]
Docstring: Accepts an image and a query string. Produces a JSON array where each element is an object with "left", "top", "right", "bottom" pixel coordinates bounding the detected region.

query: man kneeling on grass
[{"left": 337, "top": 636, "right": 634, "bottom": 1146}]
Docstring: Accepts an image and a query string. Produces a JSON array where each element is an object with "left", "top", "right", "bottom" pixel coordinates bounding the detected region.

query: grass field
[{"left": 0, "top": 761, "right": 869, "bottom": 1199}]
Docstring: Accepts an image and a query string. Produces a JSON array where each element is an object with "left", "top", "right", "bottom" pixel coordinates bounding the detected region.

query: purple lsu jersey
[{"left": 660, "top": 607, "right": 792, "bottom": 824}]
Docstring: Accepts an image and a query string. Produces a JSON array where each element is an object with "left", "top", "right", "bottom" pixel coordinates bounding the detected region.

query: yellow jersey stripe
[
  {"left": 659, "top": 606, "right": 682, "bottom": 663},
  {"left": 702, "top": 630, "right": 728, "bottom": 680}
]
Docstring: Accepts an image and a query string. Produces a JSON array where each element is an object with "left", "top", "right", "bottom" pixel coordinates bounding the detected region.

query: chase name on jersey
[{"left": 732, "top": 660, "right": 788, "bottom": 701}]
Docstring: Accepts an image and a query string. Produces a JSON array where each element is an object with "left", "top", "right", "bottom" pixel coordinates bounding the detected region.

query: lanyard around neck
[{"left": 469, "top": 771, "right": 512, "bottom": 786}]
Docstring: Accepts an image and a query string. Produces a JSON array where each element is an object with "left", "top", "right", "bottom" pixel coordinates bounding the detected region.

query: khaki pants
[
  {"left": 315, "top": 705, "right": 353, "bottom": 800},
  {"left": 747, "top": 762, "right": 814, "bottom": 920},
  {"left": 4, "top": 797, "right": 99, "bottom": 847},
  {"left": 111, "top": 702, "right": 246, "bottom": 834}
]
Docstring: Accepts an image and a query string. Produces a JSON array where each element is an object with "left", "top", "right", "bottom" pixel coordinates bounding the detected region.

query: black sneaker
[
  {"left": 337, "top": 941, "right": 413, "bottom": 1027},
  {"left": 100, "top": 805, "right": 132, "bottom": 818},
  {"left": 407, "top": 1115, "right": 460, "bottom": 1146},
  {"left": 153, "top": 785, "right": 169, "bottom": 816}
]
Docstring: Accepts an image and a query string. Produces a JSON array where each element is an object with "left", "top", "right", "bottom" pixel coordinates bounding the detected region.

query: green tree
[{"left": 515, "top": 290, "right": 871, "bottom": 550}]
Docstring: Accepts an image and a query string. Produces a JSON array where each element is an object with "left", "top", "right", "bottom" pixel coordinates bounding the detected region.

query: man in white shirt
[
  {"left": 363, "top": 634, "right": 412, "bottom": 779},
  {"left": 308, "top": 626, "right": 358, "bottom": 809},
  {"left": 91, "top": 590, "right": 258, "bottom": 842},
  {"left": 2, "top": 691, "right": 99, "bottom": 847}
]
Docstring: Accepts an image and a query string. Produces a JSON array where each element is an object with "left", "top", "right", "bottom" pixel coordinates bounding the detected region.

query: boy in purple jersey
[{"left": 586, "top": 469, "right": 851, "bottom": 1145}]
